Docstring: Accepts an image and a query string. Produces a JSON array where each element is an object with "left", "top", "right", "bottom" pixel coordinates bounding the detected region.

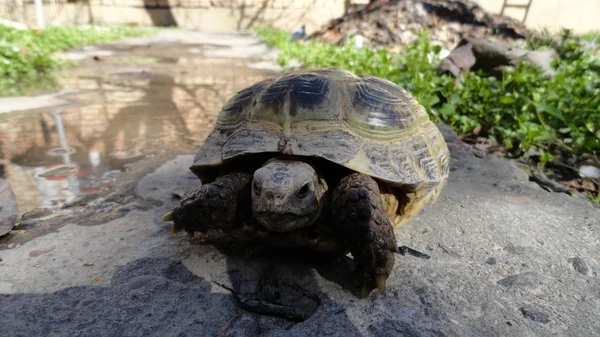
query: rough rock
[
  {"left": 437, "top": 37, "right": 559, "bottom": 78},
  {"left": 0, "top": 124, "right": 599, "bottom": 337},
  {"left": 0, "top": 178, "right": 18, "bottom": 237}
]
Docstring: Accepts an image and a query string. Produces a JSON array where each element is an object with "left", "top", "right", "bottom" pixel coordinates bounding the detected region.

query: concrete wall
[
  {"left": 11, "top": 0, "right": 346, "bottom": 34},
  {"left": 472, "top": 0, "right": 600, "bottom": 33},
  {"left": 3, "top": 0, "right": 599, "bottom": 34}
]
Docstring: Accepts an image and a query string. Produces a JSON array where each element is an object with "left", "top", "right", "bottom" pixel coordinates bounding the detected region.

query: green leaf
[
  {"left": 500, "top": 96, "right": 515, "bottom": 104},
  {"left": 535, "top": 102, "right": 565, "bottom": 122},
  {"left": 438, "top": 103, "right": 456, "bottom": 116}
]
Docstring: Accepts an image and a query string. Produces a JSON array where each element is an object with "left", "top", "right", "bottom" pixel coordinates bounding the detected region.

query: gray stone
[
  {"left": 571, "top": 256, "right": 591, "bottom": 276},
  {"left": 520, "top": 306, "right": 551, "bottom": 324},
  {"left": 0, "top": 178, "right": 18, "bottom": 237},
  {"left": 497, "top": 271, "right": 543, "bottom": 289},
  {"left": 485, "top": 257, "right": 497, "bottom": 265}
]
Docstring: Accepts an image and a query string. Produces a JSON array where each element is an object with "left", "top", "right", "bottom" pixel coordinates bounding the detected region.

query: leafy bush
[
  {"left": 0, "top": 25, "right": 154, "bottom": 96},
  {"left": 255, "top": 27, "right": 599, "bottom": 167}
]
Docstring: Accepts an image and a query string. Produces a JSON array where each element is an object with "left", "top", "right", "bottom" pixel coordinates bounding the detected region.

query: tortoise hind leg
[
  {"left": 331, "top": 173, "right": 399, "bottom": 298},
  {"left": 162, "top": 172, "right": 253, "bottom": 236}
]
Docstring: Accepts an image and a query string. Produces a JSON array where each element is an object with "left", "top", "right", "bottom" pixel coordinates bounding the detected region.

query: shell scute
[
  {"left": 260, "top": 75, "right": 294, "bottom": 111},
  {"left": 288, "top": 74, "right": 330, "bottom": 116},
  {"left": 351, "top": 77, "right": 415, "bottom": 129},
  {"left": 291, "top": 130, "right": 360, "bottom": 164},
  {"left": 219, "top": 78, "right": 273, "bottom": 125},
  {"left": 221, "top": 128, "right": 280, "bottom": 160}
]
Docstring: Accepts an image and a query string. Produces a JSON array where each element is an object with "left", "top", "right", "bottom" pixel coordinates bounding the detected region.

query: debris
[
  {"left": 438, "top": 37, "right": 558, "bottom": 78},
  {"left": 560, "top": 179, "right": 597, "bottom": 194},
  {"left": 397, "top": 245, "right": 431, "bottom": 259},
  {"left": 528, "top": 170, "right": 570, "bottom": 193},
  {"left": 309, "top": 0, "right": 532, "bottom": 51},
  {"left": 579, "top": 165, "right": 600, "bottom": 179}
]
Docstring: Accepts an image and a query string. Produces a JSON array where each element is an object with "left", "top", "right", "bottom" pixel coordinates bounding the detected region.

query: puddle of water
[{"left": 0, "top": 42, "right": 276, "bottom": 214}]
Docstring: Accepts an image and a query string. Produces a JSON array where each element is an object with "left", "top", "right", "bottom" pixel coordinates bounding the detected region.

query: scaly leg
[
  {"left": 331, "top": 173, "right": 399, "bottom": 298},
  {"left": 162, "top": 172, "right": 253, "bottom": 236}
]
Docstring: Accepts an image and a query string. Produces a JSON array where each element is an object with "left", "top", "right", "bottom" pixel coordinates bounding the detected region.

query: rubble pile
[{"left": 309, "top": 0, "right": 533, "bottom": 50}]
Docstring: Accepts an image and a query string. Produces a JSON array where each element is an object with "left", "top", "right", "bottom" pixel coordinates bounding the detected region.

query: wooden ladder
[{"left": 500, "top": 0, "right": 533, "bottom": 23}]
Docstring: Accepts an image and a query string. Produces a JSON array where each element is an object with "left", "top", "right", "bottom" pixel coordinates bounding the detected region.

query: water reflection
[
  {"left": 34, "top": 110, "right": 81, "bottom": 208},
  {"left": 0, "top": 54, "right": 272, "bottom": 213}
]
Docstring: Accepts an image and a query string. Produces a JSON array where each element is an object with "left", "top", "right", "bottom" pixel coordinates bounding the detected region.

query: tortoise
[{"left": 162, "top": 67, "right": 450, "bottom": 297}]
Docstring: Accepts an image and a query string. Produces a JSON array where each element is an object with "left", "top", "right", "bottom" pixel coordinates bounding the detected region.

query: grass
[
  {"left": 0, "top": 25, "right": 156, "bottom": 96},
  {"left": 255, "top": 26, "right": 599, "bottom": 201}
]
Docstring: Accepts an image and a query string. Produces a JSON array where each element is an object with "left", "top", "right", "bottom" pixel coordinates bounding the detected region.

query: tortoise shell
[{"left": 191, "top": 68, "right": 449, "bottom": 193}]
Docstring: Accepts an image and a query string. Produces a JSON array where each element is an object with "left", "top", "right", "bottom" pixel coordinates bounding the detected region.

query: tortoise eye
[{"left": 297, "top": 182, "right": 310, "bottom": 198}]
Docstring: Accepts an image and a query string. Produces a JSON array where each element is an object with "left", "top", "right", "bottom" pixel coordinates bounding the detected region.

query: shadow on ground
[{"left": 0, "top": 255, "right": 367, "bottom": 337}]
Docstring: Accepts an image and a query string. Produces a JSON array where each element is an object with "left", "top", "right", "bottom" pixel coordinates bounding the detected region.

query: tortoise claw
[
  {"left": 361, "top": 285, "right": 373, "bottom": 299},
  {"left": 170, "top": 224, "right": 182, "bottom": 235},
  {"left": 360, "top": 274, "right": 387, "bottom": 298},
  {"left": 161, "top": 211, "right": 173, "bottom": 222},
  {"left": 376, "top": 275, "right": 387, "bottom": 293}
]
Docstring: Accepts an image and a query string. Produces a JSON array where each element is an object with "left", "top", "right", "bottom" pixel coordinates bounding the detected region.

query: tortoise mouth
[{"left": 254, "top": 211, "right": 317, "bottom": 232}]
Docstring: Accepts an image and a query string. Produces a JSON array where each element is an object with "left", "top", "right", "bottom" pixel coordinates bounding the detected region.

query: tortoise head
[{"left": 251, "top": 158, "right": 327, "bottom": 232}]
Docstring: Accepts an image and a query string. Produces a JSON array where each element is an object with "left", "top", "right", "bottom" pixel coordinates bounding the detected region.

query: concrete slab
[{"left": 0, "top": 89, "right": 78, "bottom": 114}]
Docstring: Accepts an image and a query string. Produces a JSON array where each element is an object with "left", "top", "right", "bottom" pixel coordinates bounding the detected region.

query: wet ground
[{"left": 0, "top": 31, "right": 280, "bottom": 241}]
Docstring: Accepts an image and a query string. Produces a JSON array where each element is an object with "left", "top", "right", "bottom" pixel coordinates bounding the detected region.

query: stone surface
[
  {"left": 0, "top": 89, "right": 77, "bottom": 114},
  {"left": 1, "top": 124, "right": 599, "bottom": 337},
  {"left": 0, "top": 179, "right": 18, "bottom": 237}
]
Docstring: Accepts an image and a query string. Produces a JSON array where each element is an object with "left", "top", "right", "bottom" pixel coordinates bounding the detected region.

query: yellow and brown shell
[{"left": 191, "top": 68, "right": 449, "bottom": 198}]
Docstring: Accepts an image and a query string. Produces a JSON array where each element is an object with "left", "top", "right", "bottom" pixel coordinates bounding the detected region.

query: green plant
[
  {"left": 588, "top": 191, "right": 600, "bottom": 204},
  {"left": 0, "top": 25, "right": 155, "bottom": 96}
]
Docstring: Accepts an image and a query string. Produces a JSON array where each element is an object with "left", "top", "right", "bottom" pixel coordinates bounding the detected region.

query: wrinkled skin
[
  {"left": 163, "top": 157, "right": 401, "bottom": 297},
  {"left": 251, "top": 159, "right": 328, "bottom": 232}
]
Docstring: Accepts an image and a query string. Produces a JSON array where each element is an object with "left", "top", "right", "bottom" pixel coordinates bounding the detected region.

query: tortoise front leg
[
  {"left": 331, "top": 173, "right": 399, "bottom": 298},
  {"left": 162, "top": 172, "right": 253, "bottom": 236}
]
